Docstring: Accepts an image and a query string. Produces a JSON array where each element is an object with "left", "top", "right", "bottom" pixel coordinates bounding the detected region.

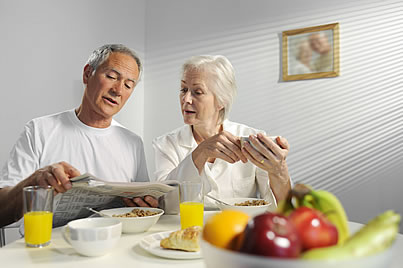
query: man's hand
[
  {"left": 0, "top": 161, "right": 81, "bottom": 227},
  {"left": 28, "top": 161, "right": 81, "bottom": 193},
  {"left": 122, "top": 195, "right": 159, "bottom": 208}
]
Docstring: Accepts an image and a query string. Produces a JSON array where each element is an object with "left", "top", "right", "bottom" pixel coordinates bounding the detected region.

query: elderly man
[
  {"left": 0, "top": 44, "right": 157, "bottom": 228},
  {"left": 309, "top": 32, "right": 333, "bottom": 72}
]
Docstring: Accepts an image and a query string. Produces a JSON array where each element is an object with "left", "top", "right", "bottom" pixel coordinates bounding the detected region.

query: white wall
[
  {"left": 0, "top": 0, "right": 146, "bottom": 244},
  {"left": 143, "top": 0, "right": 403, "bottom": 231},
  {"left": 0, "top": 0, "right": 146, "bottom": 167}
]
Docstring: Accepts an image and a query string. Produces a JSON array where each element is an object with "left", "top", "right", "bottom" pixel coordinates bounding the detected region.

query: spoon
[
  {"left": 85, "top": 207, "right": 111, "bottom": 217},
  {"left": 206, "top": 194, "right": 231, "bottom": 206}
]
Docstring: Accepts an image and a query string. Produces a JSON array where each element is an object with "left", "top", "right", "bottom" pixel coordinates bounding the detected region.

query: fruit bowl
[
  {"left": 100, "top": 207, "right": 164, "bottom": 233},
  {"left": 200, "top": 235, "right": 396, "bottom": 268},
  {"left": 215, "top": 197, "right": 275, "bottom": 217}
]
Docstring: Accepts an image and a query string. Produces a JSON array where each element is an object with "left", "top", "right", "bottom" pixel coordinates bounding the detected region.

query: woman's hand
[
  {"left": 242, "top": 133, "right": 291, "bottom": 201},
  {"left": 192, "top": 131, "right": 248, "bottom": 173},
  {"left": 242, "top": 134, "right": 288, "bottom": 174}
]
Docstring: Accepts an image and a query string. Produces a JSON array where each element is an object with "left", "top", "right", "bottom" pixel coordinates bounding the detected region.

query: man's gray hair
[
  {"left": 182, "top": 55, "right": 237, "bottom": 124},
  {"left": 86, "top": 44, "right": 143, "bottom": 81}
]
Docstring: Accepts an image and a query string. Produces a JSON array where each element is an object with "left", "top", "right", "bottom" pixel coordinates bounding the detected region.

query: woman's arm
[{"left": 153, "top": 139, "right": 201, "bottom": 183}]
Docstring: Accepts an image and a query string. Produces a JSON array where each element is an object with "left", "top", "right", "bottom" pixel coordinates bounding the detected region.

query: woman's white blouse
[{"left": 152, "top": 120, "right": 277, "bottom": 209}]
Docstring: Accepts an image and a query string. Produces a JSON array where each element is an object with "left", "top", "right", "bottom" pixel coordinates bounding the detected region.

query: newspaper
[{"left": 52, "top": 173, "right": 178, "bottom": 227}]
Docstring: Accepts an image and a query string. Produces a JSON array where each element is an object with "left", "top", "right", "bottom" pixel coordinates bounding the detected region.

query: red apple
[
  {"left": 239, "top": 212, "right": 302, "bottom": 258},
  {"left": 289, "top": 206, "right": 338, "bottom": 250}
]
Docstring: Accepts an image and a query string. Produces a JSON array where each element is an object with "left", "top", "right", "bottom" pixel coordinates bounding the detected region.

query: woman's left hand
[
  {"left": 242, "top": 133, "right": 291, "bottom": 201},
  {"left": 242, "top": 133, "right": 289, "bottom": 175}
]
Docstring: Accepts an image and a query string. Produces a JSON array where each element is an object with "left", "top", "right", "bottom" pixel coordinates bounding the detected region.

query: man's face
[
  {"left": 309, "top": 34, "right": 327, "bottom": 54},
  {"left": 83, "top": 52, "right": 139, "bottom": 120}
]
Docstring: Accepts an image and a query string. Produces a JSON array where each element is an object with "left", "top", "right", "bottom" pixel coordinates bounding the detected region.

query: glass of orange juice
[
  {"left": 179, "top": 181, "right": 204, "bottom": 229},
  {"left": 23, "top": 185, "right": 54, "bottom": 248}
]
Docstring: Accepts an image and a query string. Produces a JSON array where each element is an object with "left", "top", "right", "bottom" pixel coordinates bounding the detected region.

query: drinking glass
[
  {"left": 23, "top": 185, "right": 54, "bottom": 247},
  {"left": 179, "top": 181, "right": 204, "bottom": 229}
]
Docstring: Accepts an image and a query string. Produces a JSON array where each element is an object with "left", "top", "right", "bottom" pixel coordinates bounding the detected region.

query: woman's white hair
[
  {"left": 182, "top": 55, "right": 237, "bottom": 124},
  {"left": 86, "top": 44, "right": 143, "bottom": 81}
]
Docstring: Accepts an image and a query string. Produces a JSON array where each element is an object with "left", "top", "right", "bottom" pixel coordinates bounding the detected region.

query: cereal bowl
[
  {"left": 215, "top": 197, "right": 275, "bottom": 217},
  {"left": 100, "top": 207, "right": 164, "bottom": 233},
  {"left": 200, "top": 235, "right": 396, "bottom": 268}
]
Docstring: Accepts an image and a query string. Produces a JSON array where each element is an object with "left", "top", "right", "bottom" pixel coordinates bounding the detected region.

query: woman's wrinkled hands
[
  {"left": 241, "top": 133, "right": 289, "bottom": 175},
  {"left": 192, "top": 131, "right": 248, "bottom": 172}
]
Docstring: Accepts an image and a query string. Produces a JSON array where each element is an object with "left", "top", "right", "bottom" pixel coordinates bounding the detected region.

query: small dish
[
  {"left": 215, "top": 197, "right": 274, "bottom": 217},
  {"left": 140, "top": 231, "right": 202, "bottom": 259},
  {"left": 62, "top": 218, "right": 122, "bottom": 257}
]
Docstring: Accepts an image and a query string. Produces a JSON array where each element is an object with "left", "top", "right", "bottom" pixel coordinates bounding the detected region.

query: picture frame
[{"left": 282, "top": 23, "right": 340, "bottom": 81}]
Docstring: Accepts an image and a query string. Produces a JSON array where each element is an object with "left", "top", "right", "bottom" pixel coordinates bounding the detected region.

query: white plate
[{"left": 139, "top": 230, "right": 202, "bottom": 259}]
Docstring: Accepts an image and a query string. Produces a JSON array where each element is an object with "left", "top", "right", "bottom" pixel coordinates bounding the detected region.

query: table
[{"left": 1, "top": 213, "right": 403, "bottom": 268}]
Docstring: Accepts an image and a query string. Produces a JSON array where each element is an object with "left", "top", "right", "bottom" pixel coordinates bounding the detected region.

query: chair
[
  {"left": 0, "top": 228, "right": 5, "bottom": 247},
  {"left": 0, "top": 221, "right": 22, "bottom": 247}
]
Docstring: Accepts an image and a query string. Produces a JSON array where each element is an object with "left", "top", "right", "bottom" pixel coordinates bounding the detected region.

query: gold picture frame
[{"left": 282, "top": 23, "right": 340, "bottom": 81}]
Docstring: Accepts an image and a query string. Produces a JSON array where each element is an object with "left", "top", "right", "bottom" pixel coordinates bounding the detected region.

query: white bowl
[
  {"left": 215, "top": 197, "right": 275, "bottom": 217},
  {"left": 100, "top": 207, "right": 164, "bottom": 233},
  {"left": 62, "top": 218, "right": 122, "bottom": 257},
  {"left": 200, "top": 236, "right": 396, "bottom": 268}
]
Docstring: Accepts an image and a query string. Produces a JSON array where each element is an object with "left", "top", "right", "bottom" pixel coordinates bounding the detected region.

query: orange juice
[
  {"left": 180, "top": 201, "right": 204, "bottom": 229},
  {"left": 24, "top": 211, "right": 53, "bottom": 246}
]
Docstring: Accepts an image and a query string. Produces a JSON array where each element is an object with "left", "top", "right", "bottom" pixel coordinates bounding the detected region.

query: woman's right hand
[{"left": 192, "top": 131, "right": 247, "bottom": 173}]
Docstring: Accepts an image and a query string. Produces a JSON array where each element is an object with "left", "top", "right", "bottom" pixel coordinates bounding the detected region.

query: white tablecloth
[{"left": 1, "top": 213, "right": 402, "bottom": 268}]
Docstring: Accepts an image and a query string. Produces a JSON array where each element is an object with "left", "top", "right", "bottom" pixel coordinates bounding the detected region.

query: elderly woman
[{"left": 153, "top": 55, "right": 291, "bottom": 209}]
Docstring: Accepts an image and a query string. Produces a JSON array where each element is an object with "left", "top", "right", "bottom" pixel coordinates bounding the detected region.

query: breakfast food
[
  {"left": 234, "top": 200, "right": 269, "bottom": 206},
  {"left": 203, "top": 210, "right": 250, "bottom": 250},
  {"left": 160, "top": 226, "right": 202, "bottom": 252},
  {"left": 112, "top": 208, "right": 158, "bottom": 218},
  {"left": 205, "top": 184, "right": 400, "bottom": 261}
]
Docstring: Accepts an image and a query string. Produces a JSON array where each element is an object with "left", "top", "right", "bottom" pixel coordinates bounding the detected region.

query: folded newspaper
[{"left": 52, "top": 173, "right": 178, "bottom": 227}]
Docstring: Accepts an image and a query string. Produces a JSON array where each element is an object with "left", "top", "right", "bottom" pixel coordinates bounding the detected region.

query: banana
[
  {"left": 302, "top": 210, "right": 401, "bottom": 260},
  {"left": 309, "top": 189, "right": 350, "bottom": 245}
]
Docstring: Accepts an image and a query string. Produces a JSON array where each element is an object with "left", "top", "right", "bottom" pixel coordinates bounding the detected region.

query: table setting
[{"left": 1, "top": 183, "right": 403, "bottom": 268}]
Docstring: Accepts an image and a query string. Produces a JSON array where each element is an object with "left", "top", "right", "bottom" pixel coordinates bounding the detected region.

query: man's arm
[{"left": 0, "top": 162, "right": 80, "bottom": 228}]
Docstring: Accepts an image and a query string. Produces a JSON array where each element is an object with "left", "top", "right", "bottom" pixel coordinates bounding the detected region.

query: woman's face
[
  {"left": 180, "top": 69, "right": 223, "bottom": 128},
  {"left": 298, "top": 41, "right": 312, "bottom": 65}
]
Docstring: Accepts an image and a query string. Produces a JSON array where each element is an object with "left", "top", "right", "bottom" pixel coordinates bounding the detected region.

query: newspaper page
[{"left": 52, "top": 173, "right": 178, "bottom": 227}]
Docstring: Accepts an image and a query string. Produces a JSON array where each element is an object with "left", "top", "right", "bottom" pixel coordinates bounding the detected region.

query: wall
[
  {"left": 0, "top": 0, "right": 146, "bottom": 168},
  {"left": 143, "top": 0, "right": 403, "bottom": 231},
  {"left": 0, "top": 0, "right": 146, "bottom": 244}
]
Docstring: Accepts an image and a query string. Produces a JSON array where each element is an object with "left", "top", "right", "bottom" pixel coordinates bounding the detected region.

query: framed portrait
[{"left": 282, "top": 23, "right": 340, "bottom": 81}]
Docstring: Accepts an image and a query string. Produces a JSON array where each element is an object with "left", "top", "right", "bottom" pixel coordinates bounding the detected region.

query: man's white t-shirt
[{"left": 0, "top": 109, "right": 149, "bottom": 188}]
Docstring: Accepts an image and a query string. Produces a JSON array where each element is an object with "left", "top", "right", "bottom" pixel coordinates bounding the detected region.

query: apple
[
  {"left": 239, "top": 212, "right": 302, "bottom": 258},
  {"left": 289, "top": 206, "right": 338, "bottom": 250}
]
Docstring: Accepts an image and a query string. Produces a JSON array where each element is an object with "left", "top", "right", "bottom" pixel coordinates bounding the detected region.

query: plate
[{"left": 139, "top": 230, "right": 202, "bottom": 259}]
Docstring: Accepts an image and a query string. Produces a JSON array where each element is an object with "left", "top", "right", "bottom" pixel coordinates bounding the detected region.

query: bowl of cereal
[
  {"left": 100, "top": 207, "right": 164, "bottom": 233},
  {"left": 215, "top": 197, "right": 275, "bottom": 217}
]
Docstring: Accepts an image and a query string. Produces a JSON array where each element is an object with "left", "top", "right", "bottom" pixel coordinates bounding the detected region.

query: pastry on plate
[{"left": 160, "top": 225, "right": 202, "bottom": 252}]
